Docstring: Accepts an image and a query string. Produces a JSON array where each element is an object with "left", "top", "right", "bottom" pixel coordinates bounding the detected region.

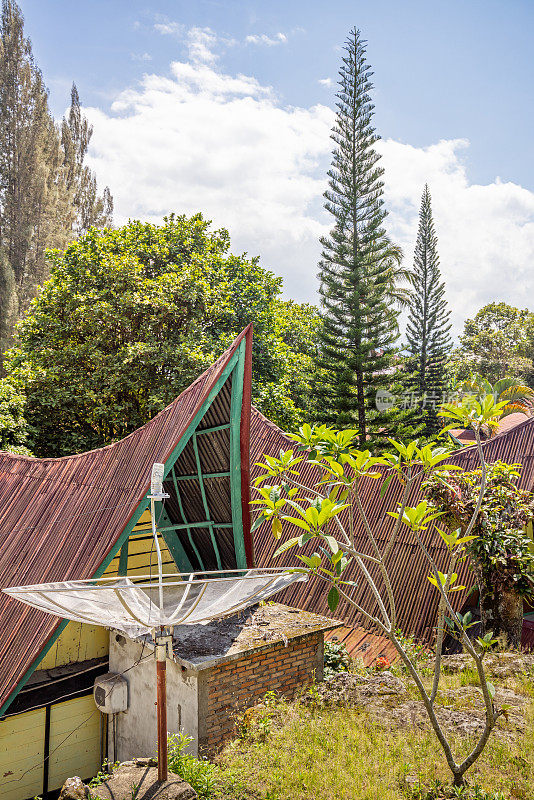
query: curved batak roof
[
  {"left": 0, "top": 326, "right": 253, "bottom": 714},
  {"left": 250, "top": 408, "right": 534, "bottom": 646}
]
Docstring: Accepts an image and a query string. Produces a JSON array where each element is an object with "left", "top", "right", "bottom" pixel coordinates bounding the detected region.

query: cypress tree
[
  {"left": 317, "top": 28, "right": 414, "bottom": 446},
  {"left": 405, "top": 184, "right": 452, "bottom": 433}
]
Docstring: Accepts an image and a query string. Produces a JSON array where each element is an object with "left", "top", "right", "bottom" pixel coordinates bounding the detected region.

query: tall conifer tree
[
  {"left": 61, "top": 83, "right": 113, "bottom": 235},
  {"left": 0, "top": 0, "right": 71, "bottom": 328},
  {"left": 405, "top": 184, "right": 452, "bottom": 433},
  {"left": 0, "top": 1, "right": 112, "bottom": 353},
  {"left": 317, "top": 28, "right": 413, "bottom": 445}
]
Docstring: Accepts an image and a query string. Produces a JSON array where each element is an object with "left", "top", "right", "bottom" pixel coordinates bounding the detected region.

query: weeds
[{"left": 167, "top": 732, "right": 218, "bottom": 798}]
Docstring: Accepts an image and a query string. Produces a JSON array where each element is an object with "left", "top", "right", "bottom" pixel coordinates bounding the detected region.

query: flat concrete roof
[{"left": 170, "top": 603, "right": 341, "bottom": 671}]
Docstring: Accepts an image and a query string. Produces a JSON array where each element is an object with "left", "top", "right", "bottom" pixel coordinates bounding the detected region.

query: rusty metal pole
[{"left": 156, "top": 639, "right": 168, "bottom": 783}]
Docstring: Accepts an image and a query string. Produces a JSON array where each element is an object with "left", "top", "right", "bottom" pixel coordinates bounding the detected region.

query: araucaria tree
[
  {"left": 317, "top": 29, "right": 409, "bottom": 446},
  {"left": 406, "top": 184, "right": 452, "bottom": 433}
]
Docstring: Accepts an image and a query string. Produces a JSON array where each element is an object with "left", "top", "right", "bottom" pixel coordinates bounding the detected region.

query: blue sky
[{"left": 18, "top": 0, "right": 534, "bottom": 334}]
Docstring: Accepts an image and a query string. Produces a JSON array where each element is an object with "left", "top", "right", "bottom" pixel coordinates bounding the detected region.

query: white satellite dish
[
  {"left": 3, "top": 464, "right": 305, "bottom": 782},
  {"left": 3, "top": 569, "right": 306, "bottom": 639}
]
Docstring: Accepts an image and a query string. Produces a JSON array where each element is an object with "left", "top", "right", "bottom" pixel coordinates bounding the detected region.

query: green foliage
[
  {"left": 4, "top": 215, "right": 320, "bottom": 455},
  {"left": 448, "top": 302, "right": 534, "bottom": 385},
  {"left": 405, "top": 184, "right": 452, "bottom": 435},
  {"left": 0, "top": 376, "right": 31, "bottom": 454},
  {"left": 323, "top": 639, "right": 351, "bottom": 679},
  {"left": 408, "top": 779, "right": 508, "bottom": 800},
  {"left": 253, "top": 425, "right": 460, "bottom": 601},
  {"left": 425, "top": 460, "right": 534, "bottom": 601},
  {"left": 167, "top": 732, "right": 218, "bottom": 798},
  {"left": 316, "top": 29, "right": 417, "bottom": 447}
]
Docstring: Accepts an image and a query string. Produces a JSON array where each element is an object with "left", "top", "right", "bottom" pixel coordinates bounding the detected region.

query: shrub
[
  {"left": 167, "top": 732, "right": 218, "bottom": 798},
  {"left": 323, "top": 639, "right": 351, "bottom": 679}
]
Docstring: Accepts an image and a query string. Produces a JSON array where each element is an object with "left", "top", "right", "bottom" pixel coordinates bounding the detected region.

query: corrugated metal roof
[
  {"left": 326, "top": 626, "right": 398, "bottom": 666},
  {"left": 250, "top": 408, "right": 534, "bottom": 644},
  {"left": 0, "top": 326, "right": 252, "bottom": 714}
]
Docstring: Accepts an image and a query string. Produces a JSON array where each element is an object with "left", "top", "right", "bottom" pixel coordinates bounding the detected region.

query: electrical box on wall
[{"left": 94, "top": 672, "right": 128, "bottom": 714}]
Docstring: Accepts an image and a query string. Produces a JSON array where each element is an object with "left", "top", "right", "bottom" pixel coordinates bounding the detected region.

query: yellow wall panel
[
  {"left": 39, "top": 623, "right": 109, "bottom": 670},
  {"left": 0, "top": 708, "right": 45, "bottom": 800},
  {"left": 48, "top": 696, "right": 102, "bottom": 791},
  {"left": 104, "top": 532, "right": 176, "bottom": 578}
]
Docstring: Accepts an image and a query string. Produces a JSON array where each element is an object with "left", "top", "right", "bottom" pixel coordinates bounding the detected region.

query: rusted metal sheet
[
  {"left": 0, "top": 327, "right": 253, "bottom": 715},
  {"left": 250, "top": 409, "right": 534, "bottom": 645},
  {"left": 326, "top": 626, "right": 399, "bottom": 666}
]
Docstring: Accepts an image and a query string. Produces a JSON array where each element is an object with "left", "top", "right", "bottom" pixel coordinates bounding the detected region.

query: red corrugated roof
[
  {"left": 450, "top": 411, "right": 531, "bottom": 443},
  {"left": 250, "top": 408, "right": 534, "bottom": 645},
  {"left": 0, "top": 326, "right": 252, "bottom": 714}
]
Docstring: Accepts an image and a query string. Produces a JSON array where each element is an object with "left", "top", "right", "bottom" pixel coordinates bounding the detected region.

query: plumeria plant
[{"left": 252, "top": 393, "right": 513, "bottom": 788}]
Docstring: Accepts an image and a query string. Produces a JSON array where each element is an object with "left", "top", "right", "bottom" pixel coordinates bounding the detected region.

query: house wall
[
  {"left": 108, "top": 630, "right": 324, "bottom": 761},
  {"left": 0, "top": 695, "right": 102, "bottom": 800},
  {"left": 109, "top": 635, "right": 199, "bottom": 760},
  {"left": 0, "top": 512, "right": 177, "bottom": 800},
  {"left": 0, "top": 707, "right": 45, "bottom": 800}
]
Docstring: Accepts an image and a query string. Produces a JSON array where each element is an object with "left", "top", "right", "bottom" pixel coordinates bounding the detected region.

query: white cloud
[
  {"left": 378, "top": 138, "right": 534, "bottom": 334},
  {"left": 154, "top": 21, "right": 183, "bottom": 37},
  {"left": 86, "top": 32, "right": 534, "bottom": 338},
  {"left": 245, "top": 32, "right": 287, "bottom": 46},
  {"left": 185, "top": 27, "right": 219, "bottom": 65},
  {"left": 131, "top": 52, "right": 152, "bottom": 62},
  {"left": 318, "top": 78, "right": 333, "bottom": 87}
]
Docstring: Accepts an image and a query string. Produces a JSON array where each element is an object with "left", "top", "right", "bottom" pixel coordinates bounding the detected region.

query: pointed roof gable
[{"left": 0, "top": 325, "right": 253, "bottom": 714}]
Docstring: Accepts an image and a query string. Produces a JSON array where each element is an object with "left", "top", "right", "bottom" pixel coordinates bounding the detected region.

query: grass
[{"left": 211, "top": 668, "right": 534, "bottom": 800}]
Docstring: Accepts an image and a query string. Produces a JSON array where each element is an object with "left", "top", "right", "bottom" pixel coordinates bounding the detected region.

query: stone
[
  {"left": 89, "top": 763, "right": 197, "bottom": 800},
  {"left": 59, "top": 776, "right": 89, "bottom": 800},
  {"left": 442, "top": 652, "right": 534, "bottom": 678},
  {"left": 306, "top": 671, "right": 406, "bottom": 706}
]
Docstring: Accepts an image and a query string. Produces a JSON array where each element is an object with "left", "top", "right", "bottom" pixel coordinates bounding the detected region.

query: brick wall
[{"left": 200, "top": 631, "right": 323, "bottom": 752}]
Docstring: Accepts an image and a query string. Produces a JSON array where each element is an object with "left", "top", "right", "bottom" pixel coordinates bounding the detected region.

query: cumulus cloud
[
  {"left": 245, "top": 32, "right": 288, "bottom": 46},
  {"left": 378, "top": 138, "right": 534, "bottom": 333},
  {"left": 318, "top": 77, "right": 333, "bottom": 87},
  {"left": 85, "top": 34, "right": 534, "bottom": 337}
]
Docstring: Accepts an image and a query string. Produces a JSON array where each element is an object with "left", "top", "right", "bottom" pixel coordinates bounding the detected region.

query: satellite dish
[
  {"left": 3, "top": 569, "right": 306, "bottom": 639},
  {"left": 3, "top": 465, "right": 305, "bottom": 782}
]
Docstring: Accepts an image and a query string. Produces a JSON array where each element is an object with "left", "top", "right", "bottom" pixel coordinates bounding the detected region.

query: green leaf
[
  {"left": 323, "top": 535, "right": 340, "bottom": 554},
  {"left": 273, "top": 537, "right": 300, "bottom": 557},
  {"left": 281, "top": 515, "right": 311, "bottom": 532},
  {"left": 380, "top": 474, "right": 393, "bottom": 497},
  {"left": 250, "top": 514, "right": 266, "bottom": 533},
  {"left": 327, "top": 585, "right": 340, "bottom": 612}
]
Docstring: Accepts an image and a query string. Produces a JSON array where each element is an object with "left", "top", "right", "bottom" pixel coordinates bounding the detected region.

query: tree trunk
[{"left": 479, "top": 582, "right": 523, "bottom": 648}]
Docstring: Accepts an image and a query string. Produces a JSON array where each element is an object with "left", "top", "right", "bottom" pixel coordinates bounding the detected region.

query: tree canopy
[
  {"left": 4, "top": 215, "right": 321, "bottom": 456},
  {"left": 448, "top": 302, "right": 534, "bottom": 386},
  {"left": 0, "top": 0, "right": 112, "bottom": 353}
]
